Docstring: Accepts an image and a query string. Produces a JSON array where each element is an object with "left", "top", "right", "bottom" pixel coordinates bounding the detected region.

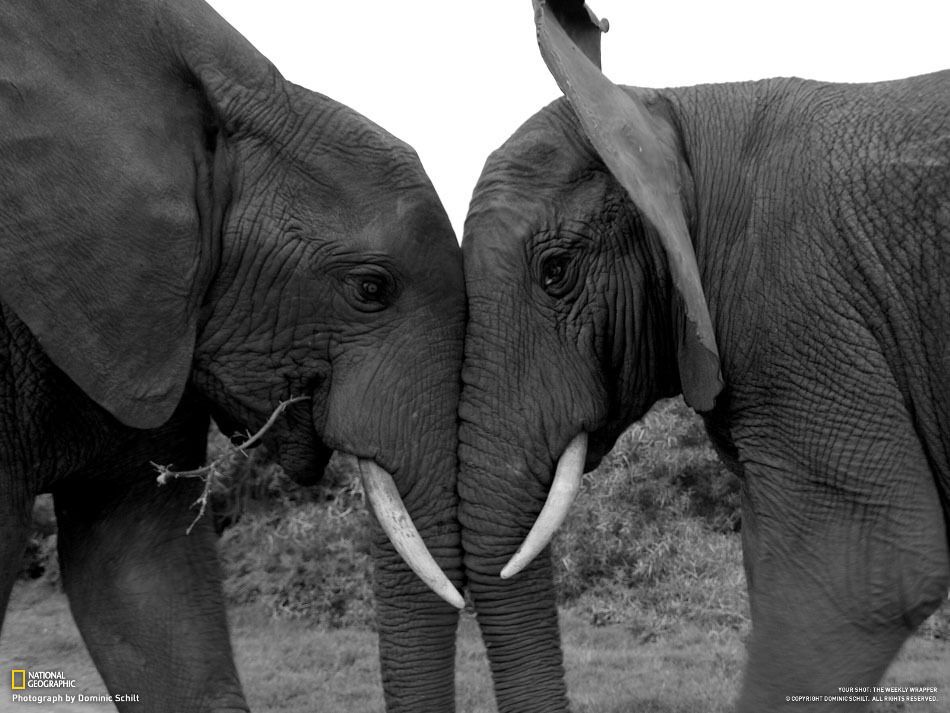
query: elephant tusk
[
  {"left": 358, "top": 459, "right": 465, "bottom": 610},
  {"left": 500, "top": 432, "right": 588, "bottom": 580}
]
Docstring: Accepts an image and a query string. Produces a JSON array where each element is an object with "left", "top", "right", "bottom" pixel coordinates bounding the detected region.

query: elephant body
[
  {"left": 677, "top": 74, "right": 949, "bottom": 706},
  {"left": 1, "top": 1, "right": 465, "bottom": 711},
  {"left": 460, "top": 26, "right": 949, "bottom": 711},
  {"left": 1, "top": 306, "right": 238, "bottom": 709}
]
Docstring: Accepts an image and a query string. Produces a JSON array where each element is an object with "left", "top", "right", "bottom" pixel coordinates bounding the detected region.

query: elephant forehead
[
  {"left": 337, "top": 192, "right": 464, "bottom": 302},
  {"left": 462, "top": 170, "right": 612, "bottom": 280},
  {"left": 463, "top": 148, "right": 607, "bottom": 272},
  {"left": 461, "top": 204, "right": 532, "bottom": 280},
  {"left": 352, "top": 192, "right": 458, "bottom": 256},
  {"left": 476, "top": 99, "right": 599, "bottom": 191}
]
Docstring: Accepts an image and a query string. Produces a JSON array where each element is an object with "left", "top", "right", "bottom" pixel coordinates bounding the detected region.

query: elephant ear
[
  {"left": 539, "top": 0, "right": 609, "bottom": 67},
  {"left": 533, "top": 0, "right": 723, "bottom": 411},
  {"left": 0, "top": 82, "right": 210, "bottom": 429}
]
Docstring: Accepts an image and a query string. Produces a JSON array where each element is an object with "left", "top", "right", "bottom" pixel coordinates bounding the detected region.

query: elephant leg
[
  {"left": 736, "top": 400, "right": 950, "bottom": 712},
  {"left": 0, "top": 492, "right": 32, "bottom": 635},
  {"left": 54, "top": 442, "right": 247, "bottom": 713}
]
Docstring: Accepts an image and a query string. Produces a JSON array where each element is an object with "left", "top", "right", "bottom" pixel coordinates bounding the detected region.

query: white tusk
[
  {"left": 500, "top": 432, "right": 588, "bottom": 580},
  {"left": 358, "top": 459, "right": 465, "bottom": 609}
]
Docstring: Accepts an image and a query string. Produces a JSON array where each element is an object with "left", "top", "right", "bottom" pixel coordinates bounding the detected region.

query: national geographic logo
[
  {"left": 9, "top": 669, "right": 77, "bottom": 689},
  {"left": 9, "top": 668, "right": 142, "bottom": 705}
]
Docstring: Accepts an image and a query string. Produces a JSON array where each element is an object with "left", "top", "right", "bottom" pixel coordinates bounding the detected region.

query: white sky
[{"left": 206, "top": 1, "right": 948, "bottom": 237}]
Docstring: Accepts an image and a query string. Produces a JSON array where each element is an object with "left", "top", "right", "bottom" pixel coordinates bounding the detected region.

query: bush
[
  {"left": 552, "top": 398, "right": 748, "bottom": 634},
  {"left": 917, "top": 597, "right": 950, "bottom": 640},
  {"left": 215, "top": 450, "right": 377, "bottom": 629},
  {"left": 212, "top": 398, "right": 748, "bottom": 635},
  {"left": 18, "top": 495, "right": 60, "bottom": 586},
  {"left": 206, "top": 426, "right": 335, "bottom": 533},
  {"left": 218, "top": 499, "right": 375, "bottom": 629},
  {"left": 20, "top": 403, "right": 948, "bottom": 642}
]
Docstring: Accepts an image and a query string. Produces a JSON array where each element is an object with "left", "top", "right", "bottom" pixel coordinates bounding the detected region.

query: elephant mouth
[
  {"left": 270, "top": 392, "right": 464, "bottom": 609},
  {"left": 500, "top": 431, "right": 588, "bottom": 579},
  {"left": 264, "top": 398, "right": 331, "bottom": 485}
]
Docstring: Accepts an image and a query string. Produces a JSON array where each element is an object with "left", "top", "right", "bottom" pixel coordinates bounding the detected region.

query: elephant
[
  {"left": 0, "top": 1, "right": 465, "bottom": 711},
  {"left": 456, "top": 1, "right": 950, "bottom": 711}
]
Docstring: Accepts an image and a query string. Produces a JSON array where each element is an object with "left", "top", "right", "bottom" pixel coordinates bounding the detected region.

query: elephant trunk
[
  {"left": 458, "top": 417, "right": 570, "bottom": 712},
  {"left": 336, "top": 321, "right": 464, "bottom": 711},
  {"left": 369, "top": 447, "right": 462, "bottom": 711},
  {"left": 372, "top": 466, "right": 461, "bottom": 711}
]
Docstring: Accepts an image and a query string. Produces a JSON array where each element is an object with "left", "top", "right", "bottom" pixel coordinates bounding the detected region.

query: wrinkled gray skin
[
  {"left": 460, "top": 73, "right": 950, "bottom": 711},
  {"left": 0, "top": 1, "right": 464, "bottom": 711}
]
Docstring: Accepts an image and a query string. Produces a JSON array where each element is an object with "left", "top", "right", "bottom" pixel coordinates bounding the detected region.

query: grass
[
  {"left": 561, "top": 615, "right": 743, "bottom": 713},
  {"left": 3, "top": 582, "right": 947, "bottom": 712}
]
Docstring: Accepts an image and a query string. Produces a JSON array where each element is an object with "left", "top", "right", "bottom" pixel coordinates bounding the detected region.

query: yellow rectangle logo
[{"left": 11, "top": 669, "right": 26, "bottom": 690}]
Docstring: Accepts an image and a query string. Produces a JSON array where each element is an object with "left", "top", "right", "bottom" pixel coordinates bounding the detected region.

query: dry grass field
[{"left": 3, "top": 580, "right": 947, "bottom": 712}]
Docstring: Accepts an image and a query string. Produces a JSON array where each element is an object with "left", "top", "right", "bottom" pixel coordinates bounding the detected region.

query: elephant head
[
  {"left": 459, "top": 5, "right": 721, "bottom": 708},
  {"left": 459, "top": 1, "right": 948, "bottom": 711},
  {"left": 0, "top": 0, "right": 464, "bottom": 708}
]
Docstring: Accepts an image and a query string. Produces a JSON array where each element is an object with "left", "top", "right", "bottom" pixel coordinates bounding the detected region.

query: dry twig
[{"left": 154, "top": 396, "right": 310, "bottom": 534}]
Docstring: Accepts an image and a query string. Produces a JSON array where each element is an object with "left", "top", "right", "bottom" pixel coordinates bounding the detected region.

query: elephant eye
[
  {"left": 539, "top": 253, "right": 574, "bottom": 296},
  {"left": 344, "top": 271, "right": 393, "bottom": 312},
  {"left": 360, "top": 279, "right": 382, "bottom": 300}
]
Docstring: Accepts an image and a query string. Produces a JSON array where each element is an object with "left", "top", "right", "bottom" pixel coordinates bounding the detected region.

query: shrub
[
  {"left": 18, "top": 495, "right": 60, "bottom": 586},
  {"left": 916, "top": 597, "right": 950, "bottom": 640},
  {"left": 218, "top": 498, "right": 375, "bottom": 629},
  {"left": 21, "top": 402, "right": 948, "bottom": 642},
  {"left": 206, "top": 425, "right": 352, "bottom": 532},
  {"left": 552, "top": 398, "right": 747, "bottom": 634},
  {"left": 215, "top": 450, "right": 377, "bottom": 629}
]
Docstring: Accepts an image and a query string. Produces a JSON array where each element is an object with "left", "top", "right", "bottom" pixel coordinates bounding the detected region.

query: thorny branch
[{"left": 154, "top": 396, "right": 310, "bottom": 534}]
